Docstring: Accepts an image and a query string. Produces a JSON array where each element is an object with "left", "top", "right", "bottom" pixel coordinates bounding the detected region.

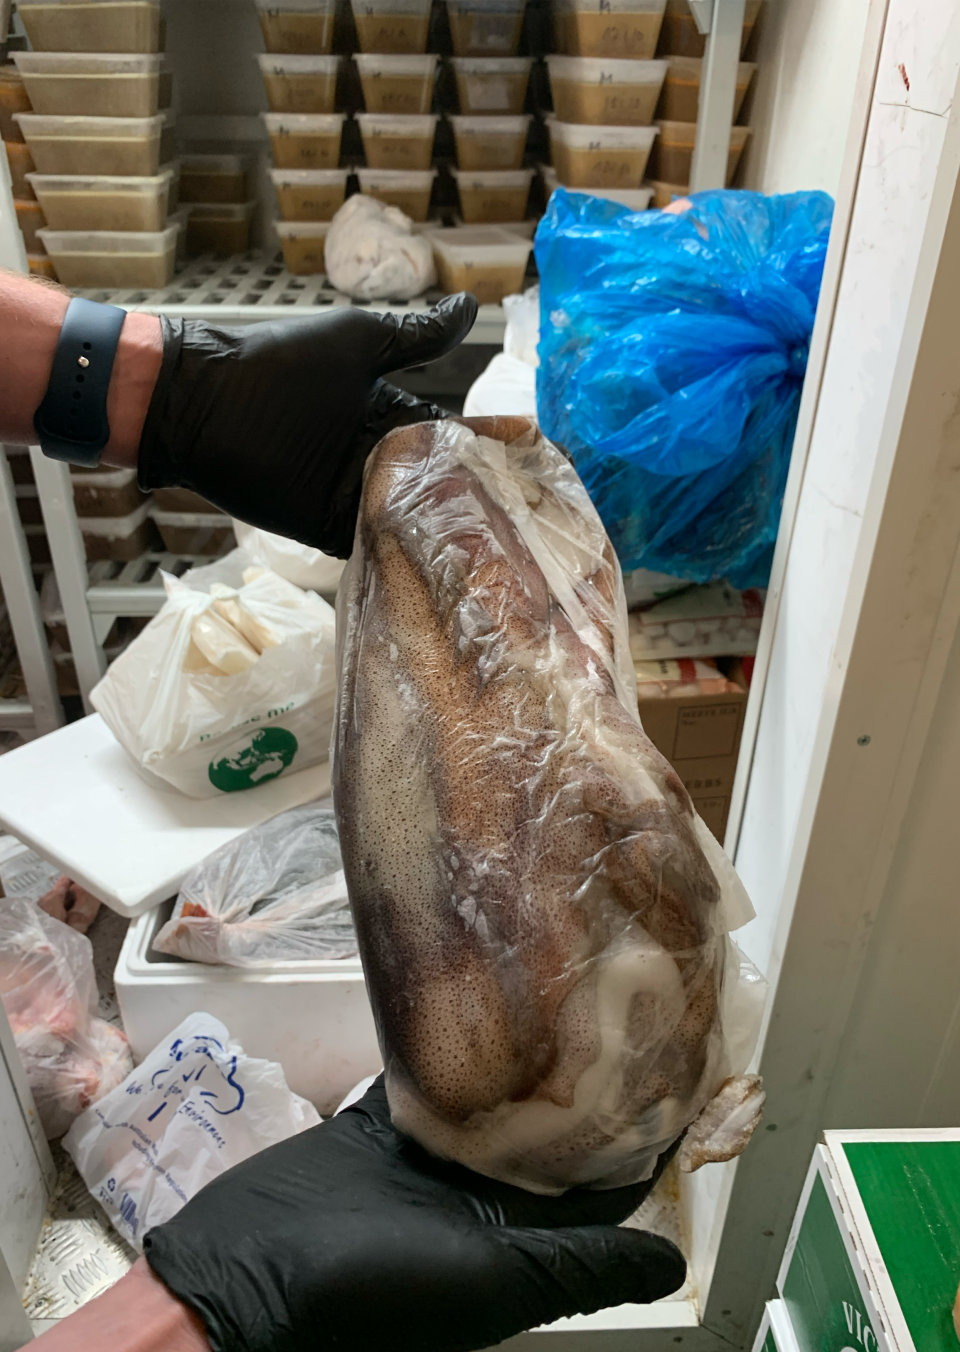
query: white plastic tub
[
  {"left": 276, "top": 219, "right": 330, "bottom": 273},
  {"left": 659, "top": 56, "right": 757, "bottom": 123},
  {"left": 270, "top": 167, "right": 349, "bottom": 220},
  {"left": 553, "top": 0, "right": 666, "bottom": 58},
  {"left": 351, "top": 0, "right": 432, "bottom": 54},
  {"left": 12, "top": 52, "right": 162, "bottom": 117},
  {"left": 354, "top": 52, "right": 438, "bottom": 113},
  {"left": 451, "top": 55, "right": 532, "bottom": 113},
  {"left": 26, "top": 169, "right": 172, "bottom": 230},
  {"left": 14, "top": 112, "right": 164, "bottom": 175},
  {"left": 357, "top": 112, "right": 437, "bottom": 168},
  {"left": 446, "top": 0, "right": 526, "bottom": 57},
  {"left": 16, "top": 0, "right": 162, "bottom": 53},
  {"left": 549, "top": 118, "right": 657, "bottom": 188},
  {"left": 257, "top": 53, "right": 341, "bottom": 114},
  {"left": 263, "top": 112, "right": 346, "bottom": 169},
  {"left": 357, "top": 165, "right": 436, "bottom": 220},
  {"left": 37, "top": 223, "right": 179, "bottom": 288},
  {"left": 429, "top": 224, "right": 531, "bottom": 303},
  {"left": 256, "top": 0, "right": 337, "bottom": 54},
  {"left": 179, "top": 153, "right": 251, "bottom": 203},
  {"left": 546, "top": 54, "right": 667, "bottom": 125},
  {"left": 115, "top": 898, "right": 381, "bottom": 1116},
  {"left": 449, "top": 112, "right": 529, "bottom": 169},
  {"left": 451, "top": 165, "right": 533, "bottom": 222}
]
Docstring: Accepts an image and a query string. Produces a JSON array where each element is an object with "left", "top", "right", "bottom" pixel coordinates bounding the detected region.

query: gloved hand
[
  {"left": 137, "top": 295, "right": 478, "bottom": 558},
  {"left": 143, "top": 1077, "right": 685, "bottom": 1352}
]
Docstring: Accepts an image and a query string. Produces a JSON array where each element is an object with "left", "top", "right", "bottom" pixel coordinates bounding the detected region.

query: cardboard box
[
  {"left": 637, "top": 682, "right": 747, "bottom": 840},
  {"left": 779, "top": 1130, "right": 960, "bottom": 1352}
]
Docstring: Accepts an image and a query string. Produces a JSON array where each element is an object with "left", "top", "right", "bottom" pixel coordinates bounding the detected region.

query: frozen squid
[{"left": 334, "top": 416, "right": 765, "bottom": 1194}]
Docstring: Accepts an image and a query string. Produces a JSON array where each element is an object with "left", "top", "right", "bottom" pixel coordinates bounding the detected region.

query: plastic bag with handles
[{"left": 91, "top": 556, "right": 337, "bottom": 798}]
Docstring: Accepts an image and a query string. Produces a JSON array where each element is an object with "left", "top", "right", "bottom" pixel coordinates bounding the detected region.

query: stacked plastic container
[
  {"left": 0, "top": 65, "right": 53, "bottom": 277},
  {"left": 179, "top": 152, "right": 254, "bottom": 258},
  {"left": 645, "top": 0, "right": 759, "bottom": 204},
  {"left": 12, "top": 0, "right": 182, "bottom": 289}
]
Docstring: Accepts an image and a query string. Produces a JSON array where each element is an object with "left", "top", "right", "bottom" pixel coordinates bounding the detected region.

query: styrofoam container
[
  {"left": 549, "top": 118, "right": 657, "bottom": 188},
  {"left": 354, "top": 52, "right": 439, "bottom": 113},
  {"left": 270, "top": 166, "right": 349, "bottom": 220},
  {"left": 553, "top": 0, "right": 665, "bottom": 59},
  {"left": 12, "top": 52, "right": 162, "bottom": 117},
  {"left": 451, "top": 165, "right": 533, "bottom": 222},
  {"left": 429, "top": 223, "right": 531, "bottom": 303},
  {"left": 257, "top": 53, "right": 341, "bottom": 114},
  {"left": 446, "top": 0, "right": 526, "bottom": 57},
  {"left": 449, "top": 112, "right": 529, "bottom": 169},
  {"left": 77, "top": 499, "right": 158, "bottom": 560},
  {"left": 263, "top": 112, "right": 346, "bottom": 170},
  {"left": 256, "top": 0, "right": 337, "bottom": 54},
  {"left": 27, "top": 170, "right": 172, "bottom": 230},
  {"left": 659, "top": 56, "right": 756, "bottom": 123},
  {"left": 115, "top": 897, "right": 381, "bottom": 1116},
  {"left": 650, "top": 118, "right": 750, "bottom": 185},
  {"left": 37, "top": 222, "right": 179, "bottom": 288},
  {"left": 451, "top": 55, "right": 532, "bottom": 113},
  {"left": 546, "top": 54, "right": 666, "bottom": 125},
  {"left": 357, "top": 165, "right": 436, "bottom": 220},
  {"left": 152, "top": 509, "right": 235, "bottom": 554},
  {"left": 16, "top": 0, "right": 162, "bottom": 54},
  {"left": 179, "top": 153, "right": 250, "bottom": 203},
  {"left": 276, "top": 219, "right": 330, "bottom": 273},
  {"left": 351, "top": 0, "right": 432, "bottom": 54},
  {"left": 14, "top": 112, "right": 163, "bottom": 175},
  {"left": 357, "top": 112, "right": 437, "bottom": 169}
]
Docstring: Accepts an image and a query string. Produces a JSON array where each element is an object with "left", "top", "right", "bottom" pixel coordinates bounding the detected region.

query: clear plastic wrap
[
  {"left": 153, "top": 803, "right": 357, "bottom": 966},
  {"left": 0, "top": 898, "right": 132, "bottom": 1137},
  {"left": 334, "top": 415, "right": 766, "bottom": 1194}
]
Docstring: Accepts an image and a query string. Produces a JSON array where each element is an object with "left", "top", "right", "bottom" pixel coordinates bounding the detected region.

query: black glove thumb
[
  {"left": 372, "top": 293, "right": 479, "bottom": 377},
  {"left": 488, "top": 1224, "right": 686, "bottom": 1338}
]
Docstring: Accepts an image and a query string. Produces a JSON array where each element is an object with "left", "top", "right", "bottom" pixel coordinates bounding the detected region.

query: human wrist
[
  {"left": 101, "top": 310, "right": 163, "bottom": 469},
  {"left": 32, "top": 1258, "right": 210, "bottom": 1352}
]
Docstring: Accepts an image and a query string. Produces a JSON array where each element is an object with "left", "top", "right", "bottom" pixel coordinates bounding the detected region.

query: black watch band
[{"left": 34, "top": 296, "right": 128, "bottom": 467}]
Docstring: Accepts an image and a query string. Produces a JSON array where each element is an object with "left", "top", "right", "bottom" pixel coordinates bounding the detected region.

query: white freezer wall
[{"left": 741, "top": 0, "right": 872, "bottom": 197}]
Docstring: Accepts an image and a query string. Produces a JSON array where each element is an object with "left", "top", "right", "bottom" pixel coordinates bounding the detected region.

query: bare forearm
[
  {"left": 32, "top": 1258, "right": 210, "bottom": 1352},
  {"left": 0, "top": 270, "right": 162, "bottom": 468}
]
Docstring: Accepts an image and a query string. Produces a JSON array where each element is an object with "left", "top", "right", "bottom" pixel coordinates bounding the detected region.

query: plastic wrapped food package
[
  {"left": 634, "top": 658, "right": 740, "bottom": 699},
  {"left": 0, "top": 898, "right": 133, "bottom": 1138},
  {"left": 334, "top": 414, "right": 766, "bottom": 1193},
  {"left": 153, "top": 804, "right": 357, "bottom": 966},
  {"left": 324, "top": 193, "right": 436, "bottom": 300}
]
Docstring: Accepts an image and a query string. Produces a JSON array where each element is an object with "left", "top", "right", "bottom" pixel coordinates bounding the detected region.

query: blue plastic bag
[{"left": 535, "top": 188, "right": 833, "bottom": 587}]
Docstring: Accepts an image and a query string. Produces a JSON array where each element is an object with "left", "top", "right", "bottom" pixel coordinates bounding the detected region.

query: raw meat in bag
[{"left": 334, "top": 415, "right": 765, "bottom": 1194}]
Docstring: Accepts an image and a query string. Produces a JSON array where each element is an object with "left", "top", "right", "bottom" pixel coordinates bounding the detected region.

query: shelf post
[{"left": 689, "top": 0, "right": 746, "bottom": 192}]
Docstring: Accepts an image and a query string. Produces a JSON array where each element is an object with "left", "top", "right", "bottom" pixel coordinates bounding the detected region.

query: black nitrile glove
[
  {"left": 143, "top": 1077, "right": 685, "bottom": 1352},
  {"left": 137, "top": 295, "right": 479, "bottom": 558}
]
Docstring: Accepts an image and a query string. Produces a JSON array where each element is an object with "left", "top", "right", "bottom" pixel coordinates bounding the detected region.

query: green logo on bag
[{"left": 208, "top": 727, "right": 298, "bottom": 793}]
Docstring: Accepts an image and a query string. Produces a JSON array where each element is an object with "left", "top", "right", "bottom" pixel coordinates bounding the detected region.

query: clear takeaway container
[
  {"left": 37, "top": 222, "right": 179, "bottom": 288},
  {"left": 649, "top": 119, "right": 750, "bottom": 186},
  {"left": 179, "top": 154, "right": 251, "bottom": 203},
  {"left": 276, "top": 219, "right": 330, "bottom": 273},
  {"left": 428, "top": 224, "right": 531, "bottom": 302},
  {"left": 263, "top": 113, "right": 346, "bottom": 169},
  {"left": 185, "top": 202, "right": 255, "bottom": 255},
  {"left": 256, "top": 0, "right": 337, "bottom": 53},
  {"left": 450, "top": 165, "right": 533, "bottom": 222},
  {"left": 658, "top": 57, "right": 756, "bottom": 123},
  {"left": 14, "top": 112, "right": 163, "bottom": 175},
  {"left": 26, "top": 169, "right": 172, "bottom": 230},
  {"left": 450, "top": 56, "right": 532, "bottom": 113},
  {"left": 658, "top": 0, "right": 761, "bottom": 58},
  {"left": 552, "top": 0, "right": 665, "bottom": 58},
  {"left": 354, "top": 53, "right": 438, "bottom": 113},
  {"left": 449, "top": 113, "right": 529, "bottom": 169},
  {"left": 549, "top": 118, "right": 657, "bottom": 188},
  {"left": 351, "top": 0, "right": 432, "bottom": 53},
  {"left": 12, "top": 53, "right": 162, "bottom": 117},
  {"left": 546, "top": 55, "right": 666, "bottom": 125},
  {"left": 257, "top": 54, "right": 341, "bottom": 114},
  {"left": 357, "top": 113, "right": 437, "bottom": 169},
  {"left": 446, "top": 0, "right": 525, "bottom": 57},
  {"left": 16, "top": 0, "right": 162, "bottom": 53},
  {"left": 357, "top": 166, "right": 436, "bottom": 220},
  {"left": 270, "top": 167, "right": 349, "bottom": 220},
  {"left": 540, "top": 161, "right": 652, "bottom": 210}
]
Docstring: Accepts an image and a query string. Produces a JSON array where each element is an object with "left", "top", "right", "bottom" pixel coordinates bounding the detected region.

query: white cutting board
[{"left": 0, "top": 714, "right": 331, "bottom": 918}]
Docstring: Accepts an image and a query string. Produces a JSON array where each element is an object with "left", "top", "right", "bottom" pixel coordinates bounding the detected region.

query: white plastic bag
[
  {"left": 231, "top": 521, "right": 346, "bottom": 595},
  {"left": 463, "top": 284, "right": 539, "bottom": 418},
  {"left": 0, "top": 899, "right": 132, "bottom": 1138},
  {"left": 91, "top": 562, "right": 337, "bottom": 798},
  {"left": 63, "top": 1012, "right": 321, "bottom": 1250},
  {"left": 325, "top": 194, "right": 436, "bottom": 301},
  {"left": 152, "top": 803, "right": 357, "bottom": 966}
]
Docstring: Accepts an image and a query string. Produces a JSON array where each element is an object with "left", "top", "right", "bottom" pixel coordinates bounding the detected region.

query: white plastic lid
[
  {"left": 256, "top": 53, "right": 341, "bottom": 74},
  {"left": 26, "top": 169, "right": 172, "bottom": 192},
  {"left": 554, "top": 0, "right": 664, "bottom": 11},
  {"left": 665, "top": 56, "right": 757, "bottom": 81},
  {"left": 70, "top": 467, "right": 138, "bottom": 487},
  {"left": 448, "top": 113, "right": 530, "bottom": 134},
  {"left": 14, "top": 53, "right": 163, "bottom": 74},
  {"left": 152, "top": 510, "right": 232, "bottom": 526},
  {"left": 428, "top": 224, "right": 531, "bottom": 264},
  {"left": 584, "top": 185, "right": 653, "bottom": 207},
  {"left": 262, "top": 112, "right": 346, "bottom": 132},
  {"left": 353, "top": 53, "right": 439, "bottom": 74},
  {"left": 37, "top": 223, "right": 180, "bottom": 254},
  {"left": 14, "top": 113, "right": 165, "bottom": 136},
  {"left": 446, "top": 0, "right": 525, "bottom": 10},
  {"left": 18, "top": 0, "right": 158, "bottom": 5},
  {"left": 450, "top": 214, "right": 535, "bottom": 235},
  {"left": 450, "top": 55, "right": 532, "bottom": 72},
  {"left": 269, "top": 166, "right": 350, "bottom": 184},
  {"left": 76, "top": 500, "right": 153, "bottom": 536},
  {"left": 356, "top": 112, "right": 437, "bottom": 134},
  {"left": 275, "top": 220, "right": 331, "bottom": 237},
  {"left": 188, "top": 201, "right": 256, "bottom": 219},
  {"left": 655, "top": 119, "right": 751, "bottom": 146},
  {"left": 255, "top": 0, "right": 335, "bottom": 9},
  {"left": 546, "top": 55, "right": 668, "bottom": 83},
  {"left": 181, "top": 153, "right": 252, "bottom": 171},
  {"left": 549, "top": 119, "right": 658, "bottom": 148},
  {"left": 357, "top": 167, "right": 437, "bottom": 187},
  {"left": 351, "top": 0, "right": 431, "bottom": 13},
  {"left": 450, "top": 166, "right": 534, "bottom": 185}
]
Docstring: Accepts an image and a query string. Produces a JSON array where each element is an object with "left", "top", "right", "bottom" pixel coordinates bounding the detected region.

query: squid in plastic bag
[{"left": 334, "top": 416, "right": 766, "bottom": 1194}]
